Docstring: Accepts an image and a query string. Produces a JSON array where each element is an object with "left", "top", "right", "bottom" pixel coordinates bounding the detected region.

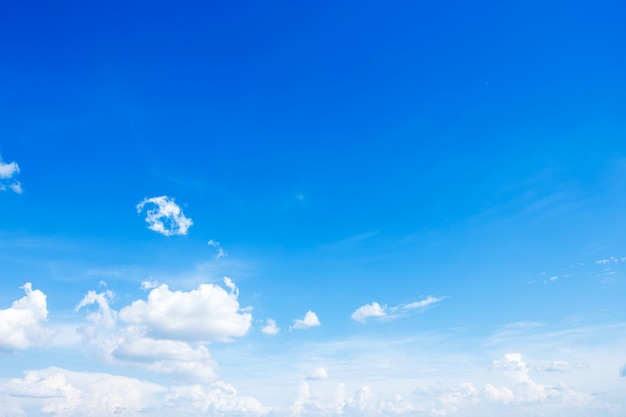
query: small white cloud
[
  {"left": 351, "top": 302, "right": 386, "bottom": 323},
  {"left": 0, "top": 154, "right": 22, "bottom": 193},
  {"left": 0, "top": 283, "right": 50, "bottom": 350},
  {"left": 596, "top": 256, "right": 625, "bottom": 265},
  {"left": 208, "top": 240, "right": 227, "bottom": 259},
  {"left": 352, "top": 296, "right": 444, "bottom": 323},
  {"left": 401, "top": 296, "right": 444, "bottom": 310},
  {"left": 75, "top": 289, "right": 117, "bottom": 329},
  {"left": 620, "top": 364, "right": 626, "bottom": 377},
  {"left": 9, "top": 181, "right": 23, "bottom": 194},
  {"left": 291, "top": 311, "right": 321, "bottom": 330},
  {"left": 0, "top": 158, "right": 19, "bottom": 178},
  {"left": 261, "top": 319, "right": 279, "bottom": 335},
  {"left": 140, "top": 280, "right": 159, "bottom": 290},
  {"left": 223, "top": 277, "right": 238, "bottom": 295},
  {"left": 306, "top": 366, "right": 328, "bottom": 380},
  {"left": 136, "top": 196, "right": 193, "bottom": 236}
]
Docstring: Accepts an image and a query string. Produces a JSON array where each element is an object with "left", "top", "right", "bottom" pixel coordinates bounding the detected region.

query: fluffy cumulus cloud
[
  {"left": 119, "top": 279, "right": 251, "bottom": 342},
  {"left": 351, "top": 302, "right": 386, "bottom": 323},
  {"left": 486, "top": 353, "right": 593, "bottom": 406},
  {"left": 0, "top": 283, "right": 49, "bottom": 350},
  {"left": 75, "top": 278, "right": 252, "bottom": 382},
  {"left": 136, "top": 196, "right": 193, "bottom": 236},
  {"left": 261, "top": 319, "right": 280, "bottom": 335},
  {"left": 291, "top": 311, "right": 321, "bottom": 330},
  {"left": 0, "top": 154, "right": 22, "bottom": 193},
  {"left": 1, "top": 367, "right": 268, "bottom": 417},
  {"left": 351, "top": 296, "right": 444, "bottom": 323}
]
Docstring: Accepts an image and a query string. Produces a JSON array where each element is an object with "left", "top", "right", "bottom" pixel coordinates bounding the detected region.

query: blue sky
[{"left": 1, "top": 0, "right": 626, "bottom": 415}]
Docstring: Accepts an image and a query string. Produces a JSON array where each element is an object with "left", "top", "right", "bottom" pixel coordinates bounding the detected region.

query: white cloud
[
  {"left": 489, "top": 353, "right": 593, "bottom": 405},
  {"left": 3, "top": 367, "right": 268, "bottom": 417},
  {"left": 140, "top": 280, "right": 159, "bottom": 290},
  {"left": 400, "top": 296, "right": 444, "bottom": 310},
  {"left": 596, "top": 256, "right": 626, "bottom": 265},
  {"left": 306, "top": 366, "right": 328, "bottom": 380},
  {"left": 75, "top": 289, "right": 117, "bottom": 330},
  {"left": 208, "top": 239, "right": 227, "bottom": 259},
  {"left": 0, "top": 155, "right": 22, "bottom": 193},
  {"left": 75, "top": 279, "right": 252, "bottom": 382},
  {"left": 165, "top": 382, "right": 269, "bottom": 415},
  {"left": 4, "top": 367, "right": 163, "bottom": 416},
  {"left": 0, "top": 283, "right": 49, "bottom": 350},
  {"left": 261, "top": 319, "right": 279, "bottom": 335},
  {"left": 119, "top": 279, "right": 251, "bottom": 343},
  {"left": 352, "top": 296, "right": 444, "bottom": 323},
  {"left": 0, "top": 159, "right": 19, "bottom": 178},
  {"left": 110, "top": 333, "right": 218, "bottom": 381},
  {"left": 620, "top": 364, "right": 626, "bottom": 377},
  {"left": 291, "top": 311, "right": 321, "bottom": 330},
  {"left": 351, "top": 302, "right": 386, "bottom": 323},
  {"left": 136, "top": 196, "right": 192, "bottom": 236}
]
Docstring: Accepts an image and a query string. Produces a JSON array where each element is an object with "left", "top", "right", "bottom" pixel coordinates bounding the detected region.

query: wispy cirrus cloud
[
  {"left": 136, "top": 196, "right": 192, "bottom": 236},
  {"left": 0, "top": 154, "right": 22, "bottom": 194},
  {"left": 3, "top": 367, "right": 268, "bottom": 417},
  {"left": 208, "top": 239, "right": 227, "bottom": 259},
  {"left": 351, "top": 296, "right": 444, "bottom": 323}
]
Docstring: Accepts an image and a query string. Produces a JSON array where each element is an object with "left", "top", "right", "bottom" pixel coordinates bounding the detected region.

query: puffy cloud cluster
[
  {"left": 0, "top": 283, "right": 49, "bottom": 350},
  {"left": 2, "top": 367, "right": 268, "bottom": 417},
  {"left": 285, "top": 353, "right": 594, "bottom": 417},
  {"left": 351, "top": 296, "right": 444, "bottom": 323},
  {"left": 75, "top": 279, "right": 252, "bottom": 382},
  {"left": 136, "top": 196, "right": 193, "bottom": 236},
  {"left": 291, "top": 311, "right": 321, "bottom": 330},
  {"left": 119, "top": 281, "right": 251, "bottom": 342},
  {"left": 0, "top": 154, "right": 22, "bottom": 193}
]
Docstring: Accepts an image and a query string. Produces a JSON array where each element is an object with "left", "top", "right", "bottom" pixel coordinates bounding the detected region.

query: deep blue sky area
[{"left": 1, "top": 1, "right": 626, "bottom": 416}]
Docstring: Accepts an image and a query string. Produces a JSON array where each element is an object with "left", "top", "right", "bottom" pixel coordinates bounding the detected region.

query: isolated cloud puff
[
  {"left": 119, "top": 278, "right": 252, "bottom": 342},
  {"left": 136, "top": 196, "right": 192, "bottom": 236},
  {"left": 261, "top": 319, "right": 279, "bottom": 335},
  {"left": 351, "top": 296, "right": 444, "bottom": 323},
  {"left": 620, "top": 364, "right": 626, "bottom": 377},
  {"left": 208, "top": 240, "right": 227, "bottom": 259},
  {"left": 351, "top": 302, "right": 386, "bottom": 323},
  {"left": 0, "top": 154, "right": 22, "bottom": 193},
  {"left": 291, "top": 311, "right": 320, "bottom": 330},
  {"left": 0, "top": 283, "right": 49, "bottom": 350}
]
